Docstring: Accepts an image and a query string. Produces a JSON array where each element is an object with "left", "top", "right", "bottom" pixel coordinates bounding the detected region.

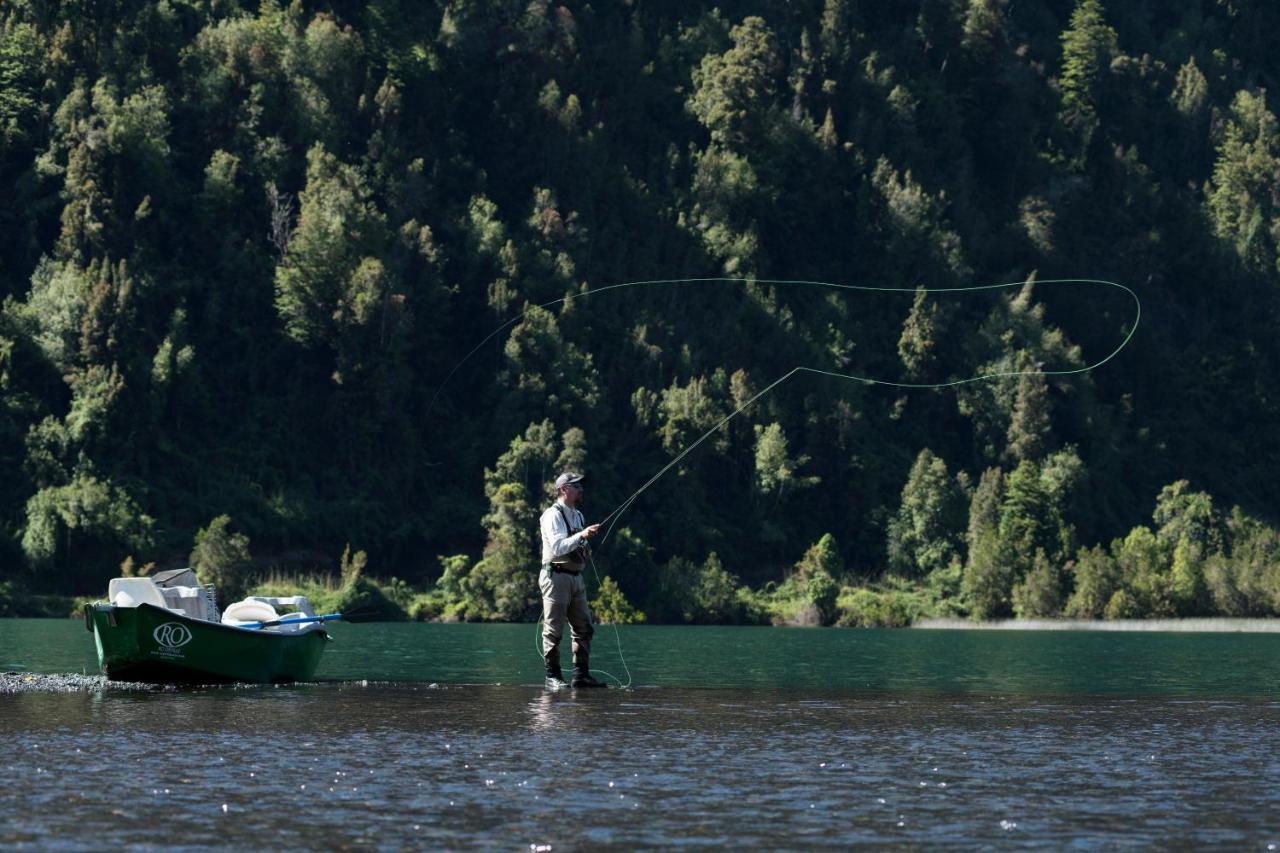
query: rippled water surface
[{"left": 3, "top": 620, "right": 1280, "bottom": 848}]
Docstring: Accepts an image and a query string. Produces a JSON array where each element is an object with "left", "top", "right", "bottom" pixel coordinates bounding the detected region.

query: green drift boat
[{"left": 85, "top": 569, "right": 332, "bottom": 684}]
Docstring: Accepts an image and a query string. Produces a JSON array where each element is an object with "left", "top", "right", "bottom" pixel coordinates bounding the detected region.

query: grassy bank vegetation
[{"left": 11, "top": 471, "right": 1280, "bottom": 627}]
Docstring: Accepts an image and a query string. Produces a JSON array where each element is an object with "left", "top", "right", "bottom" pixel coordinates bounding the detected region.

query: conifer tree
[
  {"left": 966, "top": 467, "right": 1004, "bottom": 554},
  {"left": 819, "top": 0, "right": 852, "bottom": 70},
  {"left": 275, "top": 144, "right": 392, "bottom": 353},
  {"left": 1011, "top": 550, "right": 1064, "bottom": 618},
  {"left": 0, "top": 21, "right": 41, "bottom": 150},
  {"left": 1057, "top": 0, "right": 1117, "bottom": 166},
  {"left": 1206, "top": 90, "right": 1280, "bottom": 273},
  {"left": 999, "top": 459, "right": 1054, "bottom": 563},
  {"left": 189, "top": 515, "right": 251, "bottom": 603},
  {"left": 961, "top": 0, "right": 1006, "bottom": 58},
  {"left": 887, "top": 448, "right": 966, "bottom": 576},
  {"left": 962, "top": 467, "right": 1010, "bottom": 618},
  {"left": 754, "top": 422, "right": 819, "bottom": 502},
  {"left": 1063, "top": 544, "right": 1120, "bottom": 618},
  {"left": 1006, "top": 368, "right": 1052, "bottom": 462},
  {"left": 898, "top": 287, "right": 941, "bottom": 383},
  {"left": 471, "top": 421, "right": 564, "bottom": 620},
  {"left": 1170, "top": 57, "right": 1208, "bottom": 119},
  {"left": 687, "top": 16, "right": 782, "bottom": 147}
]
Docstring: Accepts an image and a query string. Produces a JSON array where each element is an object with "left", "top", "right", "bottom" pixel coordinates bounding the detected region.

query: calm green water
[
  {"left": 3, "top": 620, "right": 1280, "bottom": 847},
  {"left": 5, "top": 618, "right": 1280, "bottom": 695}
]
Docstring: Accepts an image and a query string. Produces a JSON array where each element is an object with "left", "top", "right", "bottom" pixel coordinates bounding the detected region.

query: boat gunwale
[{"left": 88, "top": 601, "right": 330, "bottom": 642}]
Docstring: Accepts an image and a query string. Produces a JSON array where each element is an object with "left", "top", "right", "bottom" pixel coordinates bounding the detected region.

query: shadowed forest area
[{"left": 3, "top": 0, "right": 1280, "bottom": 624}]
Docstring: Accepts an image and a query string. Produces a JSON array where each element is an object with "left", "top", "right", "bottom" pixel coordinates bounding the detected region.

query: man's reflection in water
[
  {"left": 526, "top": 689, "right": 565, "bottom": 732},
  {"left": 527, "top": 689, "right": 609, "bottom": 735}
]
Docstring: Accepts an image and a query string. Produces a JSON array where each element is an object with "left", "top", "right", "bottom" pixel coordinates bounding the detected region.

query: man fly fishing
[{"left": 539, "top": 472, "right": 607, "bottom": 689}]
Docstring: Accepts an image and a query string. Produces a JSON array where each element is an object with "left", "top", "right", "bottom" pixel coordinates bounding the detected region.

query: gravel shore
[{"left": 0, "top": 672, "right": 172, "bottom": 693}]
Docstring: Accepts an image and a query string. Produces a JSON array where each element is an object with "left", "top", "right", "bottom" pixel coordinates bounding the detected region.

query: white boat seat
[
  {"left": 248, "top": 595, "right": 315, "bottom": 617},
  {"left": 108, "top": 577, "right": 169, "bottom": 610},
  {"left": 221, "top": 599, "right": 278, "bottom": 626}
]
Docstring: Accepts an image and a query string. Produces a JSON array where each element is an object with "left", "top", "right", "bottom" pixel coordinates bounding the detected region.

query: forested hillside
[{"left": 3, "top": 0, "right": 1280, "bottom": 623}]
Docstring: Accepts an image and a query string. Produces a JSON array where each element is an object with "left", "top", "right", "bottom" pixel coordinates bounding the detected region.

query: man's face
[{"left": 563, "top": 482, "right": 584, "bottom": 504}]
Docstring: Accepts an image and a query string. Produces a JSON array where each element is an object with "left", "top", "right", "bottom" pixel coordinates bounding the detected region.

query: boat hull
[{"left": 86, "top": 602, "right": 330, "bottom": 684}]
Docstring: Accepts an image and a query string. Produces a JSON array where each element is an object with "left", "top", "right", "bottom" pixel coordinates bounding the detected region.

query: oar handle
[{"left": 241, "top": 613, "right": 344, "bottom": 630}]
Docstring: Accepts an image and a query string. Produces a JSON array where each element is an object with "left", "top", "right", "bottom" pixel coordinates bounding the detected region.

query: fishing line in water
[
  {"left": 530, "top": 551, "right": 633, "bottom": 689},
  {"left": 438, "top": 277, "right": 1141, "bottom": 689}
]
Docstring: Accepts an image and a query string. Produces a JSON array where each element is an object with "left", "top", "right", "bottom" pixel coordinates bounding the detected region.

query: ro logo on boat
[{"left": 153, "top": 623, "right": 193, "bottom": 652}]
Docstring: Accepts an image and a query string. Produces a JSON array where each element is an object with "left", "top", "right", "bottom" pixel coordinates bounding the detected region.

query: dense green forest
[{"left": 3, "top": 0, "right": 1280, "bottom": 623}]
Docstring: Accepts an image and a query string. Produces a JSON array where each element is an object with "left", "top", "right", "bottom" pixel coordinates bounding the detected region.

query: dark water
[{"left": 3, "top": 620, "right": 1280, "bottom": 848}]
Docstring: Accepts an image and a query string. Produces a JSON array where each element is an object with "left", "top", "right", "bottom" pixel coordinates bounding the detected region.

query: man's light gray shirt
[{"left": 540, "top": 499, "right": 586, "bottom": 565}]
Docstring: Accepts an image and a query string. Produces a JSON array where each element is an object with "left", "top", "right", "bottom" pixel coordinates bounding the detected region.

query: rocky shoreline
[{"left": 0, "top": 672, "right": 173, "bottom": 693}]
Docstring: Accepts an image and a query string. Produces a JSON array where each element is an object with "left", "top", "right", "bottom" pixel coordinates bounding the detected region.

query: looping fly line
[{"left": 436, "top": 276, "right": 1140, "bottom": 689}]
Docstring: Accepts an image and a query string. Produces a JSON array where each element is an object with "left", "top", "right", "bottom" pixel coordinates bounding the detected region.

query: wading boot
[
  {"left": 571, "top": 652, "right": 608, "bottom": 688},
  {"left": 544, "top": 653, "right": 568, "bottom": 691}
]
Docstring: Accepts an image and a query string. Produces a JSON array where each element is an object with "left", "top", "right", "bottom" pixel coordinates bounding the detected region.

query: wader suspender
[
  {"left": 552, "top": 506, "right": 583, "bottom": 573},
  {"left": 556, "top": 505, "right": 579, "bottom": 536}
]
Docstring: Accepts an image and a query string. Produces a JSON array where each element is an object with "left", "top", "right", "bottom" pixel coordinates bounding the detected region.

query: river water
[{"left": 3, "top": 620, "right": 1280, "bottom": 848}]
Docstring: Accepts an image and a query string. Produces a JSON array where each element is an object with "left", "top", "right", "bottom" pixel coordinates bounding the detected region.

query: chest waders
[{"left": 542, "top": 507, "right": 606, "bottom": 689}]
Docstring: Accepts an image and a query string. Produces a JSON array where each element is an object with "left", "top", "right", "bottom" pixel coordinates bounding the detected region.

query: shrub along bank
[{"left": 13, "top": 474, "right": 1280, "bottom": 627}]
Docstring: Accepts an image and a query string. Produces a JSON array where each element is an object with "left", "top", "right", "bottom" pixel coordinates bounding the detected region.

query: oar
[
  {"left": 240, "top": 612, "right": 344, "bottom": 630},
  {"left": 239, "top": 604, "right": 385, "bottom": 630}
]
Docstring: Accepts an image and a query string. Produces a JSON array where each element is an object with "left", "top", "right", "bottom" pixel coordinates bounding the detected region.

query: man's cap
[{"left": 554, "top": 472, "right": 585, "bottom": 490}]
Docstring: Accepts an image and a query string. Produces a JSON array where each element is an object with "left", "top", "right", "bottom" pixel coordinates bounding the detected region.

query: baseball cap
[{"left": 554, "top": 472, "right": 585, "bottom": 490}]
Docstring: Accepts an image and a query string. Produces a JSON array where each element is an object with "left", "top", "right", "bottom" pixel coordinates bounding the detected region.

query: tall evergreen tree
[
  {"left": 1006, "top": 367, "right": 1052, "bottom": 462},
  {"left": 1206, "top": 90, "right": 1280, "bottom": 273},
  {"left": 1057, "top": 0, "right": 1117, "bottom": 167},
  {"left": 887, "top": 448, "right": 966, "bottom": 577}
]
